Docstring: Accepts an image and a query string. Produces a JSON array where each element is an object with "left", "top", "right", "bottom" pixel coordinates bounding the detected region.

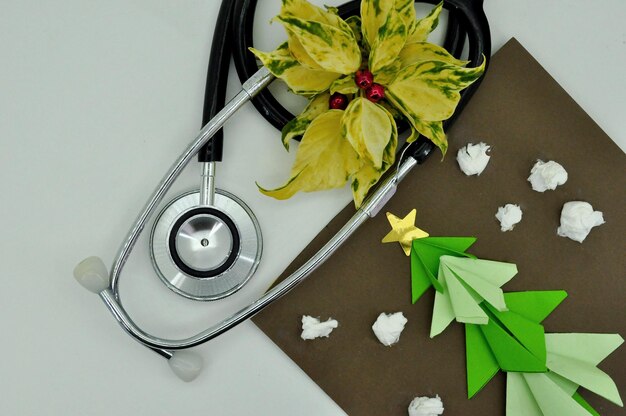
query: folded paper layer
[
  {"left": 545, "top": 333, "right": 624, "bottom": 406},
  {"left": 507, "top": 372, "right": 591, "bottom": 416},
  {"left": 430, "top": 256, "right": 517, "bottom": 337},
  {"left": 411, "top": 237, "right": 477, "bottom": 301},
  {"left": 465, "top": 291, "right": 568, "bottom": 398}
]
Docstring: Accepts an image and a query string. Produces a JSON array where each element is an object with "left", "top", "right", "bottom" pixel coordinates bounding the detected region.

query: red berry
[
  {"left": 329, "top": 92, "right": 348, "bottom": 110},
  {"left": 366, "top": 84, "right": 385, "bottom": 102},
  {"left": 355, "top": 69, "right": 374, "bottom": 89}
]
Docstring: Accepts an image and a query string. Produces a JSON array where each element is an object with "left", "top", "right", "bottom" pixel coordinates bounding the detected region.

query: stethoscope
[{"left": 73, "top": 0, "right": 491, "bottom": 381}]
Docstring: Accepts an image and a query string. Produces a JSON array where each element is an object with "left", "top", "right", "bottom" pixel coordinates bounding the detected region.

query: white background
[{"left": 1, "top": 1, "right": 624, "bottom": 414}]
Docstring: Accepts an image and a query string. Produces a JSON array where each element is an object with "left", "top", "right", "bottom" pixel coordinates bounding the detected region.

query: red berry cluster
[
  {"left": 356, "top": 69, "right": 385, "bottom": 103},
  {"left": 328, "top": 69, "right": 385, "bottom": 110}
]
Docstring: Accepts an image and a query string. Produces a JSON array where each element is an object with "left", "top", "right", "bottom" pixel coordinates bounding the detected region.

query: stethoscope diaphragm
[{"left": 150, "top": 189, "right": 262, "bottom": 301}]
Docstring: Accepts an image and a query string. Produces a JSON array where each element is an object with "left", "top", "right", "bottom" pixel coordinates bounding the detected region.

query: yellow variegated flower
[{"left": 252, "top": 0, "right": 485, "bottom": 207}]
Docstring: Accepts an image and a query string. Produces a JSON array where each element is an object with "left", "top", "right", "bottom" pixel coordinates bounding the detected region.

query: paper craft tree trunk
[{"left": 410, "top": 237, "right": 624, "bottom": 416}]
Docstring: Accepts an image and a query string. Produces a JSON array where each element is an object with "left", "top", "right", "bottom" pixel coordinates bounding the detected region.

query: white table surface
[{"left": 1, "top": 1, "right": 624, "bottom": 414}]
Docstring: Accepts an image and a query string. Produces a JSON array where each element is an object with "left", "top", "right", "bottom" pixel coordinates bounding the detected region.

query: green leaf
[
  {"left": 281, "top": 93, "right": 330, "bottom": 150},
  {"left": 341, "top": 97, "right": 396, "bottom": 169},
  {"left": 250, "top": 43, "right": 341, "bottom": 95},
  {"left": 407, "top": 1, "right": 443, "bottom": 43},
  {"left": 257, "top": 110, "right": 360, "bottom": 199},
  {"left": 399, "top": 42, "right": 469, "bottom": 68},
  {"left": 275, "top": 15, "right": 360, "bottom": 74}
]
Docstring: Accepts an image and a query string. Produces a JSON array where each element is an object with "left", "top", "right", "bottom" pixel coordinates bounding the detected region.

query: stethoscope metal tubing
[
  {"left": 99, "top": 155, "right": 418, "bottom": 351},
  {"left": 109, "top": 67, "right": 273, "bottom": 295},
  {"left": 96, "top": 0, "right": 491, "bottom": 357},
  {"left": 199, "top": 161, "right": 216, "bottom": 206}
]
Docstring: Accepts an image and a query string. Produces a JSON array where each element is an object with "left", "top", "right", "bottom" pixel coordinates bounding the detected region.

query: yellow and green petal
[
  {"left": 361, "top": 0, "right": 394, "bottom": 48},
  {"left": 258, "top": 110, "right": 361, "bottom": 200},
  {"left": 280, "top": 0, "right": 343, "bottom": 26},
  {"left": 351, "top": 162, "right": 381, "bottom": 208},
  {"left": 387, "top": 91, "right": 447, "bottom": 154},
  {"left": 250, "top": 43, "right": 341, "bottom": 95},
  {"left": 395, "top": 0, "right": 418, "bottom": 36},
  {"left": 413, "top": 119, "right": 446, "bottom": 155},
  {"left": 281, "top": 93, "right": 330, "bottom": 150},
  {"left": 372, "top": 58, "right": 401, "bottom": 85},
  {"left": 351, "top": 116, "right": 398, "bottom": 207},
  {"left": 279, "top": 0, "right": 356, "bottom": 70},
  {"left": 399, "top": 41, "right": 469, "bottom": 68},
  {"left": 287, "top": 32, "right": 324, "bottom": 69},
  {"left": 330, "top": 76, "right": 359, "bottom": 95},
  {"left": 387, "top": 59, "right": 486, "bottom": 122},
  {"left": 407, "top": 1, "right": 443, "bottom": 44},
  {"left": 368, "top": 5, "right": 407, "bottom": 75},
  {"left": 274, "top": 15, "right": 360, "bottom": 74},
  {"left": 406, "top": 124, "right": 419, "bottom": 143},
  {"left": 378, "top": 99, "right": 403, "bottom": 119},
  {"left": 345, "top": 15, "right": 366, "bottom": 55},
  {"left": 341, "top": 97, "right": 396, "bottom": 169}
]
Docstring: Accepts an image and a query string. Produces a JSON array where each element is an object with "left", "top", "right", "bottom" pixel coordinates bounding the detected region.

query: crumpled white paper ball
[
  {"left": 300, "top": 315, "right": 338, "bottom": 340},
  {"left": 456, "top": 142, "right": 491, "bottom": 176},
  {"left": 372, "top": 312, "right": 407, "bottom": 346},
  {"left": 528, "top": 160, "right": 568, "bottom": 192},
  {"left": 495, "top": 204, "right": 523, "bottom": 232},
  {"left": 557, "top": 201, "right": 604, "bottom": 243},
  {"left": 408, "top": 395, "right": 444, "bottom": 416}
]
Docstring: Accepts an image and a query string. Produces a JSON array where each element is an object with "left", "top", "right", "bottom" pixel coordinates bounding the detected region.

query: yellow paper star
[{"left": 382, "top": 209, "right": 429, "bottom": 256}]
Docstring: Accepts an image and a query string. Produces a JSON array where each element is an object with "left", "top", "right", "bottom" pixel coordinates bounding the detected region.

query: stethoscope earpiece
[
  {"left": 73, "top": 256, "right": 110, "bottom": 294},
  {"left": 167, "top": 350, "right": 204, "bottom": 382}
]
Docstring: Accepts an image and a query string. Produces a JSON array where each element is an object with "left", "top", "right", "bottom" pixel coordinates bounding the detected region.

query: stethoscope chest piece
[{"left": 150, "top": 189, "right": 262, "bottom": 300}]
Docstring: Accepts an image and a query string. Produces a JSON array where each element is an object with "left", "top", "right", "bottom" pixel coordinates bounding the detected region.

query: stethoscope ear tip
[
  {"left": 73, "top": 256, "right": 110, "bottom": 294},
  {"left": 168, "top": 350, "right": 204, "bottom": 382}
]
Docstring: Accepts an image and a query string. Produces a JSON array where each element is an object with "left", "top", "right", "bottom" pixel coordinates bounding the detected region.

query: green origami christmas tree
[{"left": 410, "top": 237, "right": 624, "bottom": 416}]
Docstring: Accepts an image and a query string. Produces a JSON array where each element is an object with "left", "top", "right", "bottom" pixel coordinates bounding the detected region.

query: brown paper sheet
[{"left": 252, "top": 39, "right": 626, "bottom": 415}]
